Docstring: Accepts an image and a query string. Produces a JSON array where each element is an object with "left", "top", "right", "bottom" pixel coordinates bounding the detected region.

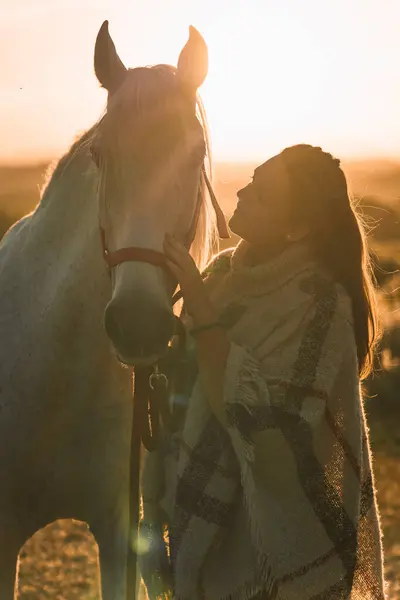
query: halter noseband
[{"left": 100, "top": 228, "right": 169, "bottom": 270}]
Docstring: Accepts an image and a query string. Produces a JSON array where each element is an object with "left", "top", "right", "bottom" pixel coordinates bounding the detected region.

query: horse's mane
[
  {"left": 192, "top": 91, "right": 218, "bottom": 270},
  {"left": 40, "top": 64, "right": 218, "bottom": 271}
]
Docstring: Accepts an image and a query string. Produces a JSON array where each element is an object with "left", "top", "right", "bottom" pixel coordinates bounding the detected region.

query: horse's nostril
[
  {"left": 104, "top": 304, "right": 124, "bottom": 346},
  {"left": 104, "top": 300, "right": 175, "bottom": 359}
]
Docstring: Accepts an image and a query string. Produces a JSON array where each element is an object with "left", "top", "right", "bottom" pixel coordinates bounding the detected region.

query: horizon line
[{"left": 2, "top": 155, "right": 400, "bottom": 168}]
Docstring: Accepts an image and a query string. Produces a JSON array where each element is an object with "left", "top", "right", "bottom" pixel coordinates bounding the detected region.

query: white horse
[{"left": 0, "top": 21, "right": 217, "bottom": 600}]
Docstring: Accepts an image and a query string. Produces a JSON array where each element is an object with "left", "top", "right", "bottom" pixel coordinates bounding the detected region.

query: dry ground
[{"left": 14, "top": 444, "right": 400, "bottom": 599}]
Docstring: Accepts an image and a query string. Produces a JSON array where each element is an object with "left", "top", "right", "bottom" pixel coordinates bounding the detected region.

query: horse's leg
[
  {"left": 89, "top": 510, "right": 130, "bottom": 600},
  {"left": 0, "top": 515, "right": 23, "bottom": 600},
  {"left": 0, "top": 551, "right": 18, "bottom": 600}
]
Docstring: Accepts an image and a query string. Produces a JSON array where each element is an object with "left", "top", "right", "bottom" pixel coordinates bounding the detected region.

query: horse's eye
[
  {"left": 188, "top": 141, "right": 206, "bottom": 166},
  {"left": 90, "top": 144, "right": 101, "bottom": 167}
]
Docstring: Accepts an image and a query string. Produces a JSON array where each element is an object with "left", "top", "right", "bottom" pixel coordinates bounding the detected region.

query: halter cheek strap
[{"left": 201, "top": 165, "right": 230, "bottom": 239}]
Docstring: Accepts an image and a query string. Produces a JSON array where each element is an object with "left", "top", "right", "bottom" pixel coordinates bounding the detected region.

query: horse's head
[{"left": 91, "top": 21, "right": 215, "bottom": 366}]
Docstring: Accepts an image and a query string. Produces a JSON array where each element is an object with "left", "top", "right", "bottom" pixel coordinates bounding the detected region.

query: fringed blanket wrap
[{"left": 139, "top": 241, "right": 385, "bottom": 600}]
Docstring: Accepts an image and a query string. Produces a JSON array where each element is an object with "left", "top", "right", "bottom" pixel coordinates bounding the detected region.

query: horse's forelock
[{"left": 105, "top": 65, "right": 171, "bottom": 117}]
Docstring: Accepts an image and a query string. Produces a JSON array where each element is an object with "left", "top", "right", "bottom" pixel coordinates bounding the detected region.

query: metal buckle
[{"left": 149, "top": 365, "right": 169, "bottom": 390}]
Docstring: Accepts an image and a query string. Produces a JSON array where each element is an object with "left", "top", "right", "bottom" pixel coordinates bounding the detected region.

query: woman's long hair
[{"left": 280, "top": 144, "right": 380, "bottom": 380}]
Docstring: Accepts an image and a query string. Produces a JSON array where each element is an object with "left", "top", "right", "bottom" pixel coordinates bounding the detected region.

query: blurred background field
[{"left": 2, "top": 160, "right": 400, "bottom": 598}]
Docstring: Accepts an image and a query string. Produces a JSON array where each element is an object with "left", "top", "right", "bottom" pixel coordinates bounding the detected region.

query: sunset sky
[{"left": 1, "top": 0, "right": 399, "bottom": 164}]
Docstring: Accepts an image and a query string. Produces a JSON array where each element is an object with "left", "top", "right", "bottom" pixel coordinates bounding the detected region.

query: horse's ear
[
  {"left": 177, "top": 26, "right": 208, "bottom": 91},
  {"left": 94, "top": 20, "right": 127, "bottom": 93}
]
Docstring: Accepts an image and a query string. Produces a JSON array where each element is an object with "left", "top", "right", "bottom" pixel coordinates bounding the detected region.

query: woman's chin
[
  {"left": 228, "top": 212, "right": 241, "bottom": 236},
  {"left": 228, "top": 215, "right": 257, "bottom": 247},
  {"left": 228, "top": 212, "right": 247, "bottom": 239}
]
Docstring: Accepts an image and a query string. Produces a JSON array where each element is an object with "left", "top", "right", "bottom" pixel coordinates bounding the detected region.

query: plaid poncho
[{"left": 140, "top": 241, "right": 386, "bottom": 600}]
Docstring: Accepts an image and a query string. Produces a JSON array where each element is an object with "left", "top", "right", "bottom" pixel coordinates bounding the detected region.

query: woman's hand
[
  {"left": 163, "top": 233, "right": 218, "bottom": 325},
  {"left": 164, "top": 233, "right": 230, "bottom": 426}
]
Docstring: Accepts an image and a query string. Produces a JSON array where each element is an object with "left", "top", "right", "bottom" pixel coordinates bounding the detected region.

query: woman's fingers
[
  {"left": 165, "top": 233, "right": 187, "bottom": 251},
  {"left": 163, "top": 236, "right": 190, "bottom": 267},
  {"left": 165, "top": 258, "right": 181, "bottom": 277},
  {"left": 164, "top": 235, "right": 185, "bottom": 254},
  {"left": 164, "top": 247, "right": 183, "bottom": 269},
  {"left": 163, "top": 236, "right": 180, "bottom": 256}
]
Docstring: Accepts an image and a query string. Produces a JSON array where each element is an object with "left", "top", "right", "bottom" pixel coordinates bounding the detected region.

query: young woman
[{"left": 140, "top": 144, "right": 385, "bottom": 600}]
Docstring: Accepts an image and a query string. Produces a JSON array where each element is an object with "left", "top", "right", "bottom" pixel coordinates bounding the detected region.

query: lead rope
[
  {"left": 126, "top": 310, "right": 188, "bottom": 600},
  {"left": 126, "top": 365, "right": 171, "bottom": 600}
]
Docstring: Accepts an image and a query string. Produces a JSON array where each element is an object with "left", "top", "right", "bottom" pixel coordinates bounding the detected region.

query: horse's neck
[
  {"left": 2, "top": 142, "right": 110, "bottom": 328},
  {"left": 40, "top": 149, "right": 110, "bottom": 303},
  {"left": 38, "top": 148, "right": 98, "bottom": 248},
  {"left": 0, "top": 141, "right": 131, "bottom": 421}
]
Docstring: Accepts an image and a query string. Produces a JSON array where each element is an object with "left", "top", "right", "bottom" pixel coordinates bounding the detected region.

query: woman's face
[{"left": 229, "top": 156, "right": 295, "bottom": 247}]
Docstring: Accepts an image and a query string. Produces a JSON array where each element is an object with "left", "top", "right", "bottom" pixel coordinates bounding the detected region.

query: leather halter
[{"left": 100, "top": 227, "right": 169, "bottom": 270}]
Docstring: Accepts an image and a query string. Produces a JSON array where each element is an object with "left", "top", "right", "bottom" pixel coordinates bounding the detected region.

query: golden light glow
[{"left": 1, "top": 0, "right": 400, "bottom": 163}]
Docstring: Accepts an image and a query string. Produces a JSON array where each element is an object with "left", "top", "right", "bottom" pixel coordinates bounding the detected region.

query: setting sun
[{"left": 199, "top": 6, "right": 328, "bottom": 160}]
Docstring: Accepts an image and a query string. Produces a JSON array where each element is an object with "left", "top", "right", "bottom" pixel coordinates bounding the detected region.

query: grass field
[{"left": 1, "top": 160, "right": 400, "bottom": 598}]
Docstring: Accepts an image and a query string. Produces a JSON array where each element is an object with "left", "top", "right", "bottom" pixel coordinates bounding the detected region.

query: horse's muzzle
[{"left": 104, "top": 299, "right": 175, "bottom": 363}]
